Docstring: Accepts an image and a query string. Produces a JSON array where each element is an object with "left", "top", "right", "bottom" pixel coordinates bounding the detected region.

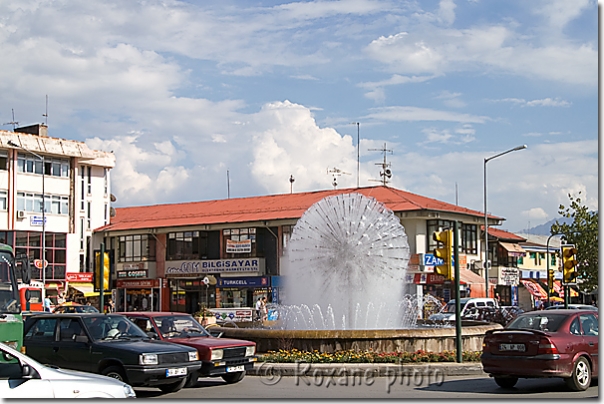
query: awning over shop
[
  {"left": 500, "top": 242, "right": 526, "bottom": 257},
  {"left": 460, "top": 268, "right": 485, "bottom": 285},
  {"left": 69, "top": 282, "right": 103, "bottom": 297},
  {"left": 520, "top": 280, "right": 547, "bottom": 299}
]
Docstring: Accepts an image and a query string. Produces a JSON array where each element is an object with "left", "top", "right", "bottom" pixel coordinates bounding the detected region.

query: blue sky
[{"left": 0, "top": 0, "right": 598, "bottom": 233}]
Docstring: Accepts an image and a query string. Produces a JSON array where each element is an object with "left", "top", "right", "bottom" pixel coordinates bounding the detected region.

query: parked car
[
  {"left": 22, "top": 313, "right": 201, "bottom": 394},
  {"left": 53, "top": 303, "right": 100, "bottom": 314},
  {"left": 546, "top": 304, "right": 598, "bottom": 311},
  {"left": 481, "top": 309, "right": 598, "bottom": 391},
  {"left": 429, "top": 298, "right": 499, "bottom": 321},
  {"left": 0, "top": 341, "right": 136, "bottom": 398},
  {"left": 119, "top": 311, "right": 256, "bottom": 386}
]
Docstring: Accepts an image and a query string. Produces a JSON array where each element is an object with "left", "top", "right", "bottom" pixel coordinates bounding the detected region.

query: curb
[{"left": 248, "top": 362, "right": 485, "bottom": 377}]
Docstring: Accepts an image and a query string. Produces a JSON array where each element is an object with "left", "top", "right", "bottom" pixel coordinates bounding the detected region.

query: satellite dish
[
  {"left": 206, "top": 275, "right": 217, "bottom": 285},
  {"left": 110, "top": 194, "right": 117, "bottom": 202},
  {"left": 384, "top": 168, "right": 392, "bottom": 178},
  {"left": 109, "top": 207, "right": 116, "bottom": 217}
]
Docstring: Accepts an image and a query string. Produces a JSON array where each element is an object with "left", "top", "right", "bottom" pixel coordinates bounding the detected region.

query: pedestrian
[
  {"left": 43, "top": 296, "right": 52, "bottom": 312},
  {"left": 255, "top": 297, "right": 263, "bottom": 321},
  {"left": 261, "top": 296, "right": 268, "bottom": 322}
]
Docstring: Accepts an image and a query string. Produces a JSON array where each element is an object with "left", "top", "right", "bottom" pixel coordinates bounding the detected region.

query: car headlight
[
  {"left": 210, "top": 349, "right": 223, "bottom": 361},
  {"left": 188, "top": 351, "right": 199, "bottom": 361},
  {"left": 139, "top": 353, "right": 158, "bottom": 365},
  {"left": 123, "top": 384, "right": 136, "bottom": 398},
  {"left": 245, "top": 346, "right": 256, "bottom": 357}
]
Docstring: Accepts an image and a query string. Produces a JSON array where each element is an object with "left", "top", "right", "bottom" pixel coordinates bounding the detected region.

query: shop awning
[
  {"left": 460, "top": 268, "right": 485, "bottom": 285},
  {"left": 521, "top": 280, "right": 547, "bottom": 299},
  {"left": 69, "top": 282, "right": 99, "bottom": 297},
  {"left": 500, "top": 242, "right": 526, "bottom": 256}
]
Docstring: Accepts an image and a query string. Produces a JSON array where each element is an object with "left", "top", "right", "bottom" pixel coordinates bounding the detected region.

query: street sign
[
  {"left": 423, "top": 253, "right": 454, "bottom": 267},
  {"left": 33, "top": 259, "right": 48, "bottom": 269},
  {"left": 30, "top": 216, "right": 47, "bottom": 227}
]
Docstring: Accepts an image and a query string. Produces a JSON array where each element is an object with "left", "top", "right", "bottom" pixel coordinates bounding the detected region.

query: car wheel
[
  {"left": 159, "top": 377, "right": 187, "bottom": 394},
  {"left": 222, "top": 371, "right": 245, "bottom": 384},
  {"left": 101, "top": 365, "right": 128, "bottom": 383},
  {"left": 565, "top": 356, "right": 591, "bottom": 391},
  {"left": 494, "top": 377, "right": 518, "bottom": 389},
  {"left": 185, "top": 373, "right": 199, "bottom": 388}
]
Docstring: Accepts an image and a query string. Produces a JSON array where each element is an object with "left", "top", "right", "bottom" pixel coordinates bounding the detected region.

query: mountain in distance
[{"left": 516, "top": 217, "right": 573, "bottom": 236}]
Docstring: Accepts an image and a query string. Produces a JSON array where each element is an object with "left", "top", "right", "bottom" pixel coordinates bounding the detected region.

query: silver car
[{"left": 0, "top": 342, "right": 136, "bottom": 398}]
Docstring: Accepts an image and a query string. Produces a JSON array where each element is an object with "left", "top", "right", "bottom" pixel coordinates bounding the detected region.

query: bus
[{"left": 0, "top": 243, "right": 31, "bottom": 352}]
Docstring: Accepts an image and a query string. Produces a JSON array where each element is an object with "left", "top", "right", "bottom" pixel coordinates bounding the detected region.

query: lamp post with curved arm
[
  {"left": 483, "top": 145, "right": 527, "bottom": 298},
  {"left": 8, "top": 140, "right": 47, "bottom": 306}
]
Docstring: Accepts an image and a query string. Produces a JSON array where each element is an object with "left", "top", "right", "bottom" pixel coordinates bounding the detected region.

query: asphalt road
[{"left": 136, "top": 374, "right": 598, "bottom": 399}]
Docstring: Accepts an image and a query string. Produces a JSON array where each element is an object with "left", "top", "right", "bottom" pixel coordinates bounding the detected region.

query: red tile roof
[
  {"left": 485, "top": 226, "right": 526, "bottom": 241},
  {"left": 98, "top": 185, "right": 501, "bottom": 233}
]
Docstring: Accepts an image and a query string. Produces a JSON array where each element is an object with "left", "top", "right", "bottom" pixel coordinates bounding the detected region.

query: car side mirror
[
  {"left": 147, "top": 331, "right": 159, "bottom": 339},
  {"left": 21, "top": 364, "right": 35, "bottom": 379},
  {"left": 75, "top": 335, "right": 89, "bottom": 343}
]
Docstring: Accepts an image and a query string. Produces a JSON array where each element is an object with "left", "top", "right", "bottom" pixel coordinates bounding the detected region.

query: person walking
[
  {"left": 255, "top": 297, "right": 263, "bottom": 321},
  {"left": 261, "top": 296, "right": 268, "bottom": 322},
  {"left": 43, "top": 296, "right": 52, "bottom": 312}
]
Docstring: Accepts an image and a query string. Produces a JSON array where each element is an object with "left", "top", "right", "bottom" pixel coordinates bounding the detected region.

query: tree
[{"left": 551, "top": 192, "right": 598, "bottom": 292}]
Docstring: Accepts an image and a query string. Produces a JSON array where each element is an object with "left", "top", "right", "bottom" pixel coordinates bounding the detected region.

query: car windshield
[
  {"left": 506, "top": 313, "right": 567, "bottom": 332},
  {"left": 154, "top": 315, "right": 211, "bottom": 338},
  {"left": 83, "top": 315, "right": 148, "bottom": 340}
]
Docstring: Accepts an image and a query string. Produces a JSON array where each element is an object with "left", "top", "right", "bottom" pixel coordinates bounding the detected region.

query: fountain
[{"left": 215, "top": 193, "right": 501, "bottom": 352}]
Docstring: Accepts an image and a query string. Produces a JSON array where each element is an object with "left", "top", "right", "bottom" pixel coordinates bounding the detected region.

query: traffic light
[
  {"left": 433, "top": 229, "right": 453, "bottom": 280},
  {"left": 561, "top": 244, "right": 578, "bottom": 284},
  {"left": 548, "top": 269, "right": 555, "bottom": 293},
  {"left": 94, "top": 251, "right": 110, "bottom": 292}
]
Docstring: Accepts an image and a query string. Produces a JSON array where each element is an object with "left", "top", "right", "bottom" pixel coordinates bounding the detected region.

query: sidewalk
[{"left": 248, "top": 361, "right": 485, "bottom": 377}]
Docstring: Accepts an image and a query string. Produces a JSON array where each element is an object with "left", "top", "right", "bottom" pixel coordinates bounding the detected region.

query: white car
[
  {"left": 428, "top": 297, "right": 499, "bottom": 321},
  {"left": 0, "top": 342, "right": 136, "bottom": 398}
]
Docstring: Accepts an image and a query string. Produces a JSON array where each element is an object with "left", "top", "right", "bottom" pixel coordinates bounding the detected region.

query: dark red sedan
[
  {"left": 118, "top": 312, "right": 256, "bottom": 386},
  {"left": 481, "top": 309, "right": 598, "bottom": 391}
]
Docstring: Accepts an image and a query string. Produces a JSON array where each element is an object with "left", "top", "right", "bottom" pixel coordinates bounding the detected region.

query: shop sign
[
  {"left": 413, "top": 273, "right": 445, "bottom": 284},
  {"left": 499, "top": 267, "right": 519, "bottom": 286},
  {"left": 117, "top": 269, "right": 148, "bottom": 279},
  {"left": 208, "top": 308, "right": 253, "bottom": 322},
  {"left": 166, "top": 259, "right": 262, "bottom": 276},
  {"left": 65, "top": 272, "right": 93, "bottom": 283},
  {"left": 218, "top": 277, "right": 268, "bottom": 287},
  {"left": 116, "top": 279, "right": 160, "bottom": 288},
  {"left": 123, "top": 263, "right": 145, "bottom": 270},
  {"left": 226, "top": 239, "right": 252, "bottom": 253}
]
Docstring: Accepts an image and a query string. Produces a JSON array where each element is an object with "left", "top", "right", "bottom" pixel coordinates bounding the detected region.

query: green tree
[{"left": 551, "top": 192, "right": 598, "bottom": 292}]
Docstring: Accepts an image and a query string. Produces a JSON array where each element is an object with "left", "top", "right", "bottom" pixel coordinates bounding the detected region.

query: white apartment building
[{"left": 0, "top": 124, "right": 114, "bottom": 301}]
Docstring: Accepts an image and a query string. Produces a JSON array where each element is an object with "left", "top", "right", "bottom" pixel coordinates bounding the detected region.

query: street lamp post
[
  {"left": 8, "top": 141, "right": 46, "bottom": 305},
  {"left": 483, "top": 144, "right": 527, "bottom": 298}
]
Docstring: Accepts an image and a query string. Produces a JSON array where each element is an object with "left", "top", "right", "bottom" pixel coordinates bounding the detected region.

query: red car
[
  {"left": 481, "top": 309, "right": 598, "bottom": 391},
  {"left": 118, "top": 312, "right": 256, "bottom": 385}
]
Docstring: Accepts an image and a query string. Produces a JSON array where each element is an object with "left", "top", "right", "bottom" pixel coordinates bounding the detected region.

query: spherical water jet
[{"left": 281, "top": 193, "right": 412, "bottom": 330}]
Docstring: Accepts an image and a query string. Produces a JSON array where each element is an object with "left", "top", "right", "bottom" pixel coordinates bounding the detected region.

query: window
[
  {"left": 87, "top": 202, "right": 91, "bottom": 230},
  {"left": 104, "top": 168, "right": 108, "bottom": 195},
  {"left": 16, "top": 193, "right": 68, "bottom": 215},
  {"left": 0, "top": 190, "right": 6, "bottom": 210},
  {"left": 550, "top": 253, "right": 556, "bottom": 266},
  {"left": 0, "top": 151, "right": 7, "bottom": 170},
  {"left": 517, "top": 255, "right": 524, "bottom": 265},
  {"left": 118, "top": 235, "right": 156, "bottom": 262},
  {"left": 167, "top": 232, "right": 201, "bottom": 260},
  {"left": 87, "top": 166, "right": 92, "bottom": 194},
  {"left": 79, "top": 218, "right": 85, "bottom": 250},
  {"left": 427, "top": 220, "right": 455, "bottom": 251},
  {"left": 25, "top": 318, "right": 57, "bottom": 342},
  {"left": 104, "top": 203, "right": 108, "bottom": 225},
  {"left": 16, "top": 153, "right": 69, "bottom": 177},
  {"left": 80, "top": 166, "right": 85, "bottom": 210},
  {"left": 461, "top": 224, "right": 477, "bottom": 254}
]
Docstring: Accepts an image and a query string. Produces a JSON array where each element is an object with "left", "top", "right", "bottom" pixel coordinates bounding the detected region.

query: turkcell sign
[{"left": 30, "top": 216, "right": 47, "bottom": 226}]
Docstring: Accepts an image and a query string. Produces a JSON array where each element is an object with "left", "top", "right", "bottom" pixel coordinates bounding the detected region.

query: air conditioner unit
[{"left": 17, "top": 210, "right": 26, "bottom": 219}]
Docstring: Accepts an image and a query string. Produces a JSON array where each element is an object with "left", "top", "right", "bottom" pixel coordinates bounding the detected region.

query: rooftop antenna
[
  {"left": 455, "top": 182, "right": 459, "bottom": 205},
  {"left": 289, "top": 175, "right": 295, "bottom": 194},
  {"left": 227, "top": 169, "right": 230, "bottom": 199},
  {"left": 327, "top": 167, "right": 351, "bottom": 189},
  {"left": 2, "top": 109, "right": 18, "bottom": 130},
  {"left": 350, "top": 122, "right": 360, "bottom": 188},
  {"left": 42, "top": 94, "right": 48, "bottom": 125},
  {"left": 368, "top": 143, "right": 393, "bottom": 186}
]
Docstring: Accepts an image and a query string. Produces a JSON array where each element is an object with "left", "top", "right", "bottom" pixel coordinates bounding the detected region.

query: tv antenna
[
  {"left": 368, "top": 143, "right": 393, "bottom": 186},
  {"left": 42, "top": 94, "right": 48, "bottom": 125},
  {"left": 327, "top": 167, "right": 351, "bottom": 189},
  {"left": 2, "top": 109, "right": 18, "bottom": 130},
  {"left": 289, "top": 175, "right": 295, "bottom": 194}
]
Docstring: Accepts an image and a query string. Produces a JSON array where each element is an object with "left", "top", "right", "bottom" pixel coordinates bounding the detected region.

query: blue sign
[
  {"left": 423, "top": 253, "right": 454, "bottom": 267},
  {"left": 217, "top": 276, "right": 268, "bottom": 287},
  {"left": 30, "top": 216, "right": 47, "bottom": 226}
]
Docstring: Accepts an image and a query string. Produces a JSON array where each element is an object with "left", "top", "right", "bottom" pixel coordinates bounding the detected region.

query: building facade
[
  {"left": 1, "top": 124, "right": 115, "bottom": 304},
  {"left": 95, "top": 186, "right": 511, "bottom": 314}
]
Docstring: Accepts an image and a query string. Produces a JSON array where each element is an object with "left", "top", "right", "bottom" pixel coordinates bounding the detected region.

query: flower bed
[{"left": 259, "top": 349, "right": 482, "bottom": 363}]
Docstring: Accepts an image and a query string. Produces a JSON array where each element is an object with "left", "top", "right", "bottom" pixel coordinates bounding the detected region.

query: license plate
[
  {"left": 499, "top": 343, "right": 525, "bottom": 352},
  {"left": 166, "top": 367, "right": 187, "bottom": 377},
  {"left": 226, "top": 365, "right": 244, "bottom": 373}
]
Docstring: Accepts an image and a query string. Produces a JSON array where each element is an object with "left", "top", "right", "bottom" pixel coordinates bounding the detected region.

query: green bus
[{"left": 0, "top": 243, "right": 30, "bottom": 352}]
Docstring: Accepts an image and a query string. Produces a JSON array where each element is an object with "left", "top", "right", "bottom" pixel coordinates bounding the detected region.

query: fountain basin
[{"left": 213, "top": 321, "right": 502, "bottom": 353}]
